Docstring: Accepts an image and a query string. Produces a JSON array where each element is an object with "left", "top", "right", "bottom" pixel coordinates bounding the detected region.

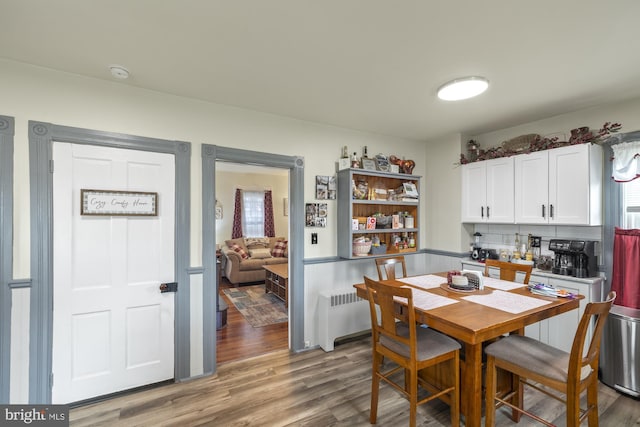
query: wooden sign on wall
[{"left": 81, "top": 189, "right": 158, "bottom": 216}]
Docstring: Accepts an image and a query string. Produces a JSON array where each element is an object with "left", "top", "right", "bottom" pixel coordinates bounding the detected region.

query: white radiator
[{"left": 318, "top": 288, "right": 371, "bottom": 351}]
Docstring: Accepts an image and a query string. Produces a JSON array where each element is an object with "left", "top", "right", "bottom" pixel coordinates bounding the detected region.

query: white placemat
[
  {"left": 483, "top": 277, "right": 527, "bottom": 291},
  {"left": 461, "top": 290, "right": 551, "bottom": 314},
  {"left": 395, "top": 288, "right": 459, "bottom": 310},
  {"left": 398, "top": 274, "right": 445, "bottom": 290}
]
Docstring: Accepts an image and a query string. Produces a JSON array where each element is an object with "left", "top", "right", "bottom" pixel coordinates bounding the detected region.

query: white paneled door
[{"left": 52, "top": 143, "right": 175, "bottom": 404}]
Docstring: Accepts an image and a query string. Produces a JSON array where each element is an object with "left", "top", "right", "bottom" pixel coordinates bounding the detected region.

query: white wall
[
  {"left": 424, "top": 133, "right": 466, "bottom": 252},
  {"left": 471, "top": 98, "right": 640, "bottom": 152}
]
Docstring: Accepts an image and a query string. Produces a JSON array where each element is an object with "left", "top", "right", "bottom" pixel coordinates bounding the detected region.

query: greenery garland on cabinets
[{"left": 460, "top": 121, "right": 621, "bottom": 165}]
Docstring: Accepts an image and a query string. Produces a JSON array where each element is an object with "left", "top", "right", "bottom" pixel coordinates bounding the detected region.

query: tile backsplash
[{"left": 472, "top": 224, "right": 602, "bottom": 260}]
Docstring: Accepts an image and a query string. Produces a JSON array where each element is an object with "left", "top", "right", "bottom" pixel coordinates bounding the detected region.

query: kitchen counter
[
  {"left": 461, "top": 257, "right": 604, "bottom": 353},
  {"left": 461, "top": 258, "right": 605, "bottom": 284}
]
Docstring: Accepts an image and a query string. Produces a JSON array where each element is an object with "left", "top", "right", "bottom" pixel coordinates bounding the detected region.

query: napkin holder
[{"left": 461, "top": 270, "right": 484, "bottom": 290}]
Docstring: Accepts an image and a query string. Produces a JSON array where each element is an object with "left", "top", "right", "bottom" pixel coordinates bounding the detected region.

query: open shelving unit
[{"left": 337, "top": 168, "right": 420, "bottom": 259}]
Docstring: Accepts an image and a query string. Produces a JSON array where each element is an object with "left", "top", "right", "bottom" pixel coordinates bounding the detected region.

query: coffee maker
[{"left": 548, "top": 239, "right": 598, "bottom": 278}]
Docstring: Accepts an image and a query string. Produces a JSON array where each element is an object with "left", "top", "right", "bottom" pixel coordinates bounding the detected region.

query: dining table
[{"left": 353, "top": 271, "right": 582, "bottom": 427}]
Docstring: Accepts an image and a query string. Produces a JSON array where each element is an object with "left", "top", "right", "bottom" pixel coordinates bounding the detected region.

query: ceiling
[{"left": 2, "top": 1, "right": 640, "bottom": 141}]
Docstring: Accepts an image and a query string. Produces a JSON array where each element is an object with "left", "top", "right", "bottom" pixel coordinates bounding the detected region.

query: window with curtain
[
  {"left": 622, "top": 178, "right": 640, "bottom": 228},
  {"left": 242, "top": 190, "right": 265, "bottom": 237}
]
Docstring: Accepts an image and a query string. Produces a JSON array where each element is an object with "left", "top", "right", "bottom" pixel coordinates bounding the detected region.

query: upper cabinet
[
  {"left": 514, "top": 144, "right": 602, "bottom": 225},
  {"left": 461, "top": 157, "right": 514, "bottom": 223}
]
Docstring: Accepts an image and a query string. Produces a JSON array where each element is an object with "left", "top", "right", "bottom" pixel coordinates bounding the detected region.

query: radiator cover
[{"left": 318, "top": 289, "right": 371, "bottom": 351}]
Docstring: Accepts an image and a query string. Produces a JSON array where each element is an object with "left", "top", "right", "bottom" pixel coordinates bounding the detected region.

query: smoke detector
[{"left": 109, "top": 65, "right": 130, "bottom": 79}]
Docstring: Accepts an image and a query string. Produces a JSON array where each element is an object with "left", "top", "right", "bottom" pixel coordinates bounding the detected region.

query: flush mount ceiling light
[
  {"left": 437, "top": 76, "right": 489, "bottom": 101},
  {"left": 109, "top": 65, "right": 130, "bottom": 79}
]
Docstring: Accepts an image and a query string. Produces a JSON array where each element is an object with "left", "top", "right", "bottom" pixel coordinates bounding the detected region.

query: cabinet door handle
[
  {"left": 550, "top": 204, "right": 554, "bottom": 218},
  {"left": 481, "top": 206, "right": 484, "bottom": 218},
  {"left": 486, "top": 206, "right": 490, "bottom": 218},
  {"left": 542, "top": 204, "right": 546, "bottom": 218}
]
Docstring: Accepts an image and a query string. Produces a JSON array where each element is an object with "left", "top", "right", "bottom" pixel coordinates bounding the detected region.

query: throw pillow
[
  {"left": 225, "top": 238, "right": 247, "bottom": 253},
  {"left": 244, "top": 236, "right": 270, "bottom": 249},
  {"left": 229, "top": 243, "right": 249, "bottom": 259},
  {"left": 271, "top": 240, "right": 288, "bottom": 257},
  {"left": 249, "top": 248, "right": 272, "bottom": 259}
]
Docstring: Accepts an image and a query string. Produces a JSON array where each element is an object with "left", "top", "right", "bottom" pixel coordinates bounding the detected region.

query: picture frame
[
  {"left": 305, "top": 202, "right": 328, "bottom": 227},
  {"left": 362, "top": 158, "right": 377, "bottom": 171},
  {"left": 316, "top": 175, "right": 337, "bottom": 200},
  {"left": 375, "top": 154, "right": 390, "bottom": 172}
]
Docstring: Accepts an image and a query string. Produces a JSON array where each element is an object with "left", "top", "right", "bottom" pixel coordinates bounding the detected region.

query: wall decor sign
[{"left": 81, "top": 189, "right": 158, "bottom": 216}]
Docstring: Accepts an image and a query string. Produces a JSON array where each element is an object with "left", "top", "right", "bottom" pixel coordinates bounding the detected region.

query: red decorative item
[{"left": 389, "top": 155, "right": 416, "bottom": 174}]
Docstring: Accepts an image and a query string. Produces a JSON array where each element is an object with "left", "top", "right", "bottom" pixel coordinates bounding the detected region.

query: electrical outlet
[
  {"left": 304, "top": 340, "right": 310, "bottom": 348},
  {"left": 311, "top": 233, "right": 318, "bottom": 244}
]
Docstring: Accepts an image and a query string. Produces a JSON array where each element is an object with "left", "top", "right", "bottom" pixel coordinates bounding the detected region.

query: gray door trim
[
  {"left": 0, "top": 115, "right": 15, "bottom": 404},
  {"left": 201, "top": 145, "right": 305, "bottom": 374},
  {"left": 28, "top": 121, "right": 191, "bottom": 403}
]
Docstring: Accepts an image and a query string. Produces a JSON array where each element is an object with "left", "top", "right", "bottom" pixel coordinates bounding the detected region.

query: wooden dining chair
[
  {"left": 375, "top": 256, "right": 407, "bottom": 280},
  {"left": 483, "top": 259, "right": 532, "bottom": 284},
  {"left": 484, "top": 291, "right": 616, "bottom": 427},
  {"left": 363, "top": 276, "right": 460, "bottom": 427}
]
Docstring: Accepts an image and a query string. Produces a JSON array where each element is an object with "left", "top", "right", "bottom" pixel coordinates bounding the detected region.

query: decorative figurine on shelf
[
  {"left": 389, "top": 155, "right": 415, "bottom": 174},
  {"left": 351, "top": 152, "right": 360, "bottom": 168},
  {"left": 467, "top": 139, "right": 479, "bottom": 162}
]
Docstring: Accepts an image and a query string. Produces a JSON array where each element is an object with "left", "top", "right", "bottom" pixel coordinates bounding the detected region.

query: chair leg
[
  {"left": 566, "top": 386, "right": 581, "bottom": 427},
  {"left": 485, "top": 356, "right": 497, "bottom": 427},
  {"left": 586, "top": 378, "right": 599, "bottom": 426},
  {"left": 450, "top": 356, "right": 460, "bottom": 427},
  {"left": 409, "top": 368, "right": 418, "bottom": 427},
  {"left": 370, "top": 352, "right": 381, "bottom": 424},
  {"left": 512, "top": 372, "right": 523, "bottom": 422}
]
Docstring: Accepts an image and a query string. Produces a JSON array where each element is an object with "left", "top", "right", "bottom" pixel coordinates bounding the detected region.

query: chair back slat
[
  {"left": 375, "top": 256, "right": 407, "bottom": 281},
  {"left": 483, "top": 259, "right": 532, "bottom": 284},
  {"left": 364, "top": 276, "right": 416, "bottom": 357}
]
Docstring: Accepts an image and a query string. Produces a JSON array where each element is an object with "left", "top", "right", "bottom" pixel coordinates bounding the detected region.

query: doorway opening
[
  {"left": 215, "top": 162, "right": 290, "bottom": 363},
  {"left": 201, "top": 144, "right": 305, "bottom": 376}
]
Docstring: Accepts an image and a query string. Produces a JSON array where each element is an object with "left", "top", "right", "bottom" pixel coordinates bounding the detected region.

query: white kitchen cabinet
[
  {"left": 527, "top": 273, "right": 602, "bottom": 353},
  {"left": 514, "top": 143, "right": 602, "bottom": 225},
  {"left": 461, "top": 157, "right": 514, "bottom": 223}
]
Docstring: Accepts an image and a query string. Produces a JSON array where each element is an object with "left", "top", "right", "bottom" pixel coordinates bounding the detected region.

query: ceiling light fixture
[
  {"left": 109, "top": 65, "right": 130, "bottom": 79},
  {"left": 437, "top": 76, "right": 489, "bottom": 101}
]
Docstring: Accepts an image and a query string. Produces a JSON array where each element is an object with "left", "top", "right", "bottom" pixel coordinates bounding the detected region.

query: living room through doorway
[{"left": 215, "top": 161, "right": 290, "bottom": 364}]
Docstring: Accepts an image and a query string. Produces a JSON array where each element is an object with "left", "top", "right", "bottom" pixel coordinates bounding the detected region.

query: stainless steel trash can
[{"left": 600, "top": 304, "right": 640, "bottom": 398}]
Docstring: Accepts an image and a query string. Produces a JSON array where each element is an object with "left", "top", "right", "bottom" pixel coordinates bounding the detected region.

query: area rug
[{"left": 223, "top": 284, "right": 288, "bottom": 327}]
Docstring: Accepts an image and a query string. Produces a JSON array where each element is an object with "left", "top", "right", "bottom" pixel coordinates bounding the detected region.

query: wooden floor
[
  {"left": 70, "top": 334, "right": 640, "bottom": 426},
  {"left": 217, "top": 278, "right": 289, "bottom": 364}
]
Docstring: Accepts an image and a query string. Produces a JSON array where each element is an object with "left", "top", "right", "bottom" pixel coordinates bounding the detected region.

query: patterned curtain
[
  {"left": 231, "top": 188, "right": 243, "bottom": 238},
  {"left": 264, "top": 190, "right": 275, "bottom": 237}
]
